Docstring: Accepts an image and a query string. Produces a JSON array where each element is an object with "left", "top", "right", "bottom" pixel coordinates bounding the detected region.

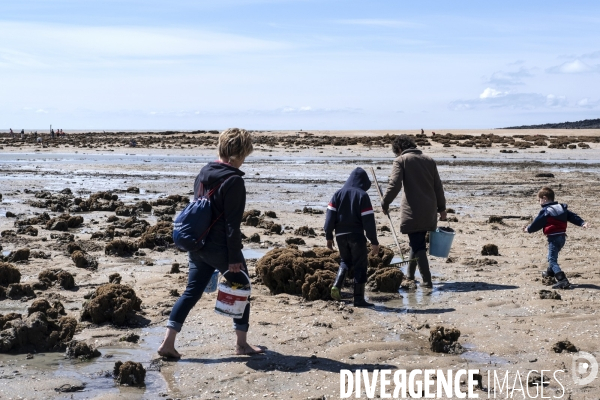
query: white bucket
[{"left": 214, "top": 272, "right": 251, "bottom": 319}]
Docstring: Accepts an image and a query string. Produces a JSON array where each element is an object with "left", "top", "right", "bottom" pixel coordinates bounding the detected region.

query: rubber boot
[
  {"left": 542, "top": 266, "right": 555, "bottom": 278},
  {"left": 552, "top": 272, "right": 571, "bottom": 289},
  {"left": 416, "top": 250, "right": 433, "bottom": 288},
  {"left": 353, "top": 283, "right": 374, "bottom": 307},
  {"left": 406, "top": 250, "right": 417, "bottom": 280},
  {"left": 330, "top": 267, "right": 347, "bottom": 301}
]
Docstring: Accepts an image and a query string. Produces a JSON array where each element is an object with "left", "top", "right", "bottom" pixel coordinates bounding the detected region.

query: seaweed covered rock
[
  {"left": 429, "top": 326, "right": 464, "bottom": 354},
  {"left": 294, "top": 226, "right": 316, "bottom": 236},
  {"left": 0, "top": 302, "right": 76, "bottom": 353},
  {"left": 119, "top": 332, "right": 140, "bottom": 343},
  {"left": 137, "top": 221, "right": 173, "bottom": 249},
  {"left": 113, "top": 361, "right": 146, "bottom": 386},
  {"left": 256, "top": 247, "right": 339, "bottom": 297},
  {"left": 9, "top": 248, "right": 30, "bottom": 262},
  {"left": 65, "top": 340, "right": 101, "bottom": 360},
  {"left": 301, "top": 270, "right": 337, "bottom": 301},
  {"left": 5, "top": 283, "right": 36, "bottom": 300},
  {"left": 257, "top": 245, "right": 398, "bottom": 300},
  {"left": 367, "top": 267, "right": 404, "bottom": 292},
  {"left": 16, "top": 225, "right": 38, "bottom": 236},
  {"left": 105, "top": 240, "right": 138, "bottom": 257},
  {"left": 0, "top": 262, "right": 21, "bottom": 286},
  {"left": 109, "top": 273, "right": 122, "bottom": 284},
  {"left": 285, "top": 237, "right": 305, "bottom": 245},
  {"left": 38, "top": 269, "right": 75, "bottom": 289},
  {"left": 481, "top": 244, "right": 499, "bottom": 256},
  {"left": 366, "top": 245, "right": 395, "bottom": 273},
  {"left": 539, "top": 290, "right": 561, "bottom": 300},
  {"left": 28, "top": 299, "right": 66, "bottom": 319},
  {"left": 81, "top": 284, "right": 142, "bottom": 326},
  {"left": 71, "top": 250, "right": 98, "bottom": 270},
  {"left": 552, "top": 340, "right": 578, "bottom": 353}
]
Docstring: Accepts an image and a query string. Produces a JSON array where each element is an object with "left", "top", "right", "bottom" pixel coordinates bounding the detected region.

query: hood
[
  {"left": 197, "top": 161, "right": 245, "bottom": 186},
  {"left": 343, "top": 167, "right": 371, "bottom": 191},
  {"left": 541, "top": 201, "right": 558, "bottom": 208}
]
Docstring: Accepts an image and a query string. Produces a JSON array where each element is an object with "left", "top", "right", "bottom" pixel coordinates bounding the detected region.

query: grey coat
[{"left": 381, "top": 149, "right": 446, "bottom": 234}]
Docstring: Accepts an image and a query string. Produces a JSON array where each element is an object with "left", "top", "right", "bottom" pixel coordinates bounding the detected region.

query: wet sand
[{"left": 0, "top": 130, "right": 599, "bottom": 399}]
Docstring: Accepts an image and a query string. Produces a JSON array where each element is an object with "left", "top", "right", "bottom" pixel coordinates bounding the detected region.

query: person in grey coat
[{"left": 381, "top": 135, "right": 447, "bottom": 287}]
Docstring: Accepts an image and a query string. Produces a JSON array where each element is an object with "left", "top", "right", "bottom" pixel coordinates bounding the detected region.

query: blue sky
[{"left": 1, "top": 0, "right": 600, "bottom": 130}]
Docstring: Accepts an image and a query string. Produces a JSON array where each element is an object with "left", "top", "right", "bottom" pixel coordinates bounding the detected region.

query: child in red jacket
[{"left": 524, "top": 187, "right": 588, "bottom": 289}]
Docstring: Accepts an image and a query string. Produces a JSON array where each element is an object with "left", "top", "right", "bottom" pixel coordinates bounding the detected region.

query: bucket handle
[
  {"left": 221, "top": 270, "right": 252, "bottom": 290},
  {"left": 439, "top": 213, "right": 452, "bottom": 231}
]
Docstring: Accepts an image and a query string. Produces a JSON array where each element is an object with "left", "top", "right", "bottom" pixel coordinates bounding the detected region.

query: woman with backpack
[{"left": 158, "top": 128, "right": 264, "bottom": 358}]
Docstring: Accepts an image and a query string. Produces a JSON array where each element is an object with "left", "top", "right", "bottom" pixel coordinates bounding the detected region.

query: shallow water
[{"left": 0, "top": 326, "right": 169, "bottom": 399}]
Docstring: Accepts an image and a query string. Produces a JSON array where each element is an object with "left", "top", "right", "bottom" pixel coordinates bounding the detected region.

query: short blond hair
[{"left": 217, "top": 128, "right": 253, "bottom": 162}]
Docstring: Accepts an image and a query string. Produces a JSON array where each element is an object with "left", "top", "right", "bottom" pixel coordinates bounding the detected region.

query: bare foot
[
  {"left": 157, "top": 346, "right": 182, "bottom": 360},
  {"left": 235, "top": 343, "right": 265, "bottom": 355}
]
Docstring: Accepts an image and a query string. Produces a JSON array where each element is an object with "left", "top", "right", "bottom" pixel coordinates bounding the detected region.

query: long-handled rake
[{"left": 370, "top": 167, "right": 417, "bottom": 268}]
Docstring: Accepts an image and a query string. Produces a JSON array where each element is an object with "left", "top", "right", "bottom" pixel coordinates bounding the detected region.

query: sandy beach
[{"left": 1, "top": 129, "right": 599, "bottom": 399}]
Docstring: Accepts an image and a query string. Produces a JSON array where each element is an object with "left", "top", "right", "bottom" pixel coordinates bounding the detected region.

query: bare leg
[
  {"left": 235, "top": 330, "right": 265, "bottom": 355},
  {"left": 157, "top": 327, "right": 182, "bottom": 359}
]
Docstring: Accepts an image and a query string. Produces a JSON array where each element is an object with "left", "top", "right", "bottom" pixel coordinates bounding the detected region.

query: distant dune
[{"left": 503, "top": 118, "right": 600, "bottom": 129}]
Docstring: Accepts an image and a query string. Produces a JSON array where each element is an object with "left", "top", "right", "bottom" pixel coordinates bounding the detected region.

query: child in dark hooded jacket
[{"left": 324, "top": 167, "right": 379, "bottom": 307}]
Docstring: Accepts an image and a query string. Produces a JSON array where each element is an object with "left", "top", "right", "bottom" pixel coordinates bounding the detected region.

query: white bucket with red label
[{"left": 214, "top": 272, "right": 251, "bottom": 319}]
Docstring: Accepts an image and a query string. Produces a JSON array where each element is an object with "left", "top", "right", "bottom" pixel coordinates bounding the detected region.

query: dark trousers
[
  {"left": 408, "top": 231, "right": 427, "bottom": 253},
  {"left": 336, "top": 234, "right": 368, "bottom": 284},
  {"left": 167, "top": 242, "right": 250, "bottom": 333}
]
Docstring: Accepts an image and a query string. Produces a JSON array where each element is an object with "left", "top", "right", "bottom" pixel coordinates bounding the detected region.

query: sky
[{"left": 1, "top": 0, "right": 600, "bottom": 130}]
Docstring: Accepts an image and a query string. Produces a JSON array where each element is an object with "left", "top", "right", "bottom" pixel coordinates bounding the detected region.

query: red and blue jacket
[
  {"left": 324, "top": 167, "right": 379, "bottom": 245},
  {"left": 527, "top": 201, "right": 585, "bottom": 236}
]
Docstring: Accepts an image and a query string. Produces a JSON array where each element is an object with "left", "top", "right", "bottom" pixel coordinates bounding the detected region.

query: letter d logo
[{"left": 572, "top": 351, "right": 598, "bottom": 386}]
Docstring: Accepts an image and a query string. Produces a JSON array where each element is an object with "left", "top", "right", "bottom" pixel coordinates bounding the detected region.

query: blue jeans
[
  {"left": 336, "top": 234, "right": 368, "bottom": 284},
  {"left": 548, "top": 234, "right": 566, "bottom": 274},
  {"left": 167, "top": 242, "right": 250, "bottom": 333}
]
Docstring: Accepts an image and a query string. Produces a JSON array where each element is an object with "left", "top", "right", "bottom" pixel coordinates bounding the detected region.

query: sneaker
[
  {"left": 330, "top": 286, "right": 342, "bottom": 301},
  {"left": 421, "top": 281, "right": 433, "bottom": 289}
]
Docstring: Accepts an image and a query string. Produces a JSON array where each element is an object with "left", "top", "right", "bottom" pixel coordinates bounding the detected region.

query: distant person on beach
[
  {"left": 20, "top": 130, "right": 24, "bottom": 140},
  {"left": 523, "top": 186, "right": 588, "bottom": 289},
  {"left": 51, "top": 129, "right": 55, "bottom": 139},
  {"left": 158, "top": 128, "right": 264, "bottom": 359},
  {"left": 380, "top": 135, "right": 446, "bottom": 288},
  {"left": 10, "top": 128, "right": 14, "bottom": 138},
  {"left": 324, "top": 167, "right": 380, "bottom": 307}
]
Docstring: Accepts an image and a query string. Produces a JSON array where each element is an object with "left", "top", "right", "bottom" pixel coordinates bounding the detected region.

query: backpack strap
[{"left": 195, "top": 174, "right": 236, "bottom": 200}]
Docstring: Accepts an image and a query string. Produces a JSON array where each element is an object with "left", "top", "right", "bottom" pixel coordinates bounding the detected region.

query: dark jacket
[
  {"left": 193, "top": 161, "right": 245, "bottom": 264},
  {"left": 381, "top": 148, "right": 446, "bottom": 234},
  {"left": 324, "top": 167, "right": 378, "bottom": 245},
  {"left": 527, "top": 202, "right": 585, "bottom": 236}
]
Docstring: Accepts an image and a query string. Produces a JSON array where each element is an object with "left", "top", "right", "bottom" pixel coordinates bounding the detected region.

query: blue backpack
[{"left": 172, "top": 176, "right": 233, "bottom": 252}]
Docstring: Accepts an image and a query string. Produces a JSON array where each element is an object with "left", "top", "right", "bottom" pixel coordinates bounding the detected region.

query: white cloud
[
  {"left": 545, "top": 94, "right": 568, "bottom": 107},
  {"left": 546, "top": 59, "right": 597, "bottom": 74},
  {"left": 451, "top": 91, "right": 569, "bottom": 110},
  {"left": 35, "top": 109, "right": 49, "bottom": 113},
  {"left": 487, "top": 67, "right": 534, "bottom": 86},
  {"left": 479, "top": 88, "right": 506, "bottom": 99},
  {"left": 0, "top": 22, "right": 288, "bottom": 68},
  {"left": 577, "top": 98, "right": 600, "bottom": 109}
]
